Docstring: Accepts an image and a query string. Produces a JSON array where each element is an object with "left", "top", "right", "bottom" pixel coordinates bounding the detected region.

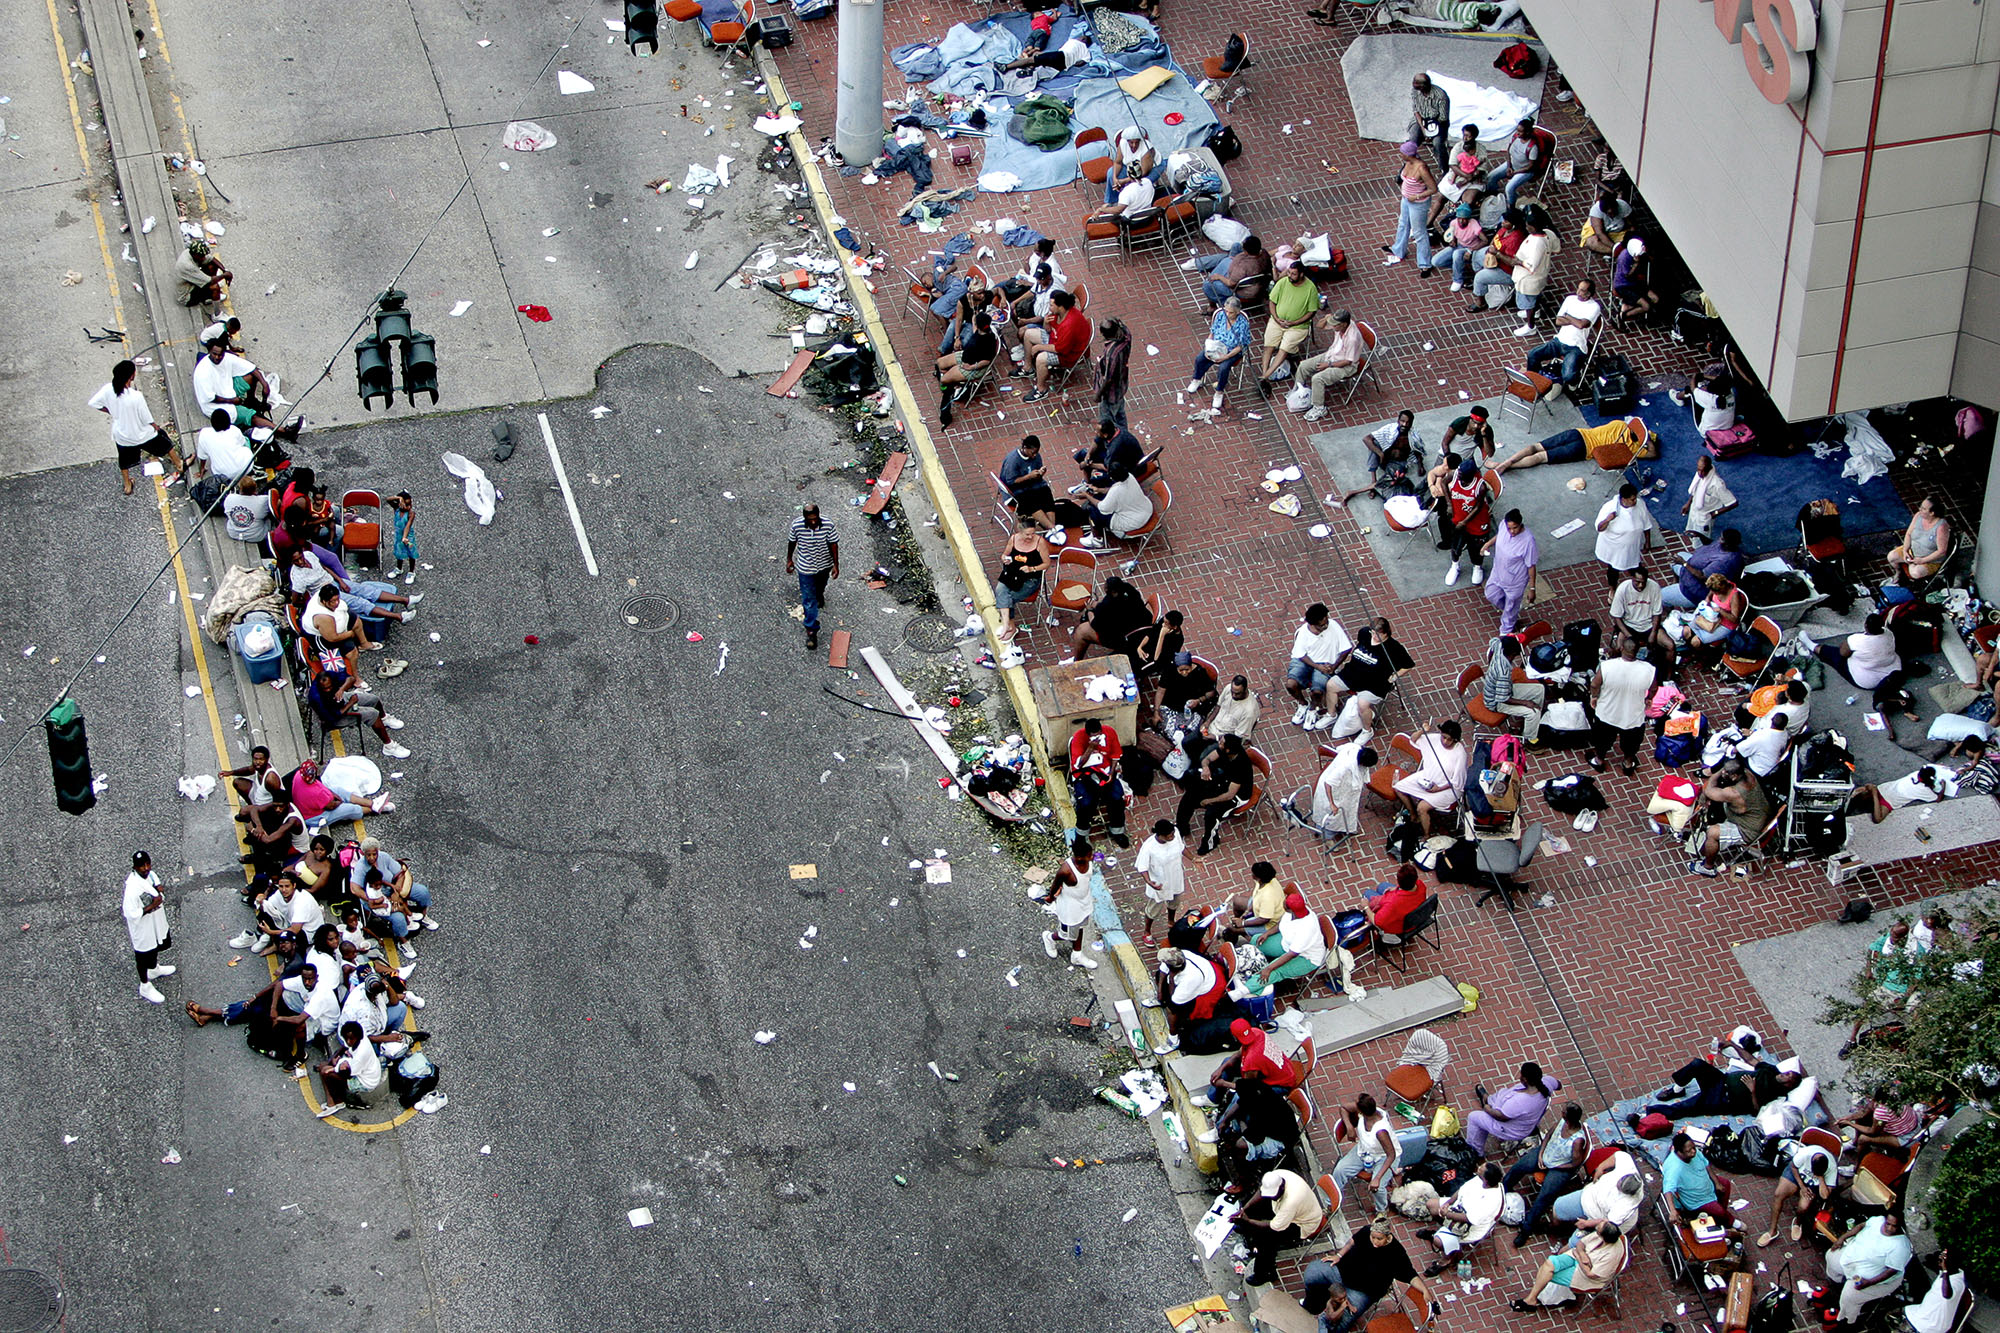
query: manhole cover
[
  {"left": 619, "top": 593, "right": 680, "bottom": 633},
  {"left": 902, "top": 612, "right": 959, "bottom": 654},
  {"left": 0, "top": 1270, "right": 63, "bottom": 1333}
]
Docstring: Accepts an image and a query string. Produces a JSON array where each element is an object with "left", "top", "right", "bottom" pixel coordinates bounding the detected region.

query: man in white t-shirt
[
  {"left": 223, "top": 477, "right": 276, "bottom": 545},
  {"left": 193, "top": 409, "right": 255, "bottom": 483},
  {"left": 1590, "top": 633, "right": 1655, "bottom": 775},
  {"left": 191, "top": 337, "right": 292, "bottom": 440},
  {"left": 1737, "top": 719, "right": 1792, "bottom": 778},
  {"left": 1092, "top": 172, "right": 1156, "bottom": 219},
  {"left": 314, "top": 1021, "right": 385, "bottom": 1118},
  {"left": 1526, "top": 279, "right": 1602, "bottom": 385},
  {"left": 1608, "top": 563, "right": 1674, "bottom": 667},
  {"left": 89, "top": 361, "right": 185, "bottom": 493},
  {"left": 1284, "top": 602, "right": 1353, "bottom": 730}
]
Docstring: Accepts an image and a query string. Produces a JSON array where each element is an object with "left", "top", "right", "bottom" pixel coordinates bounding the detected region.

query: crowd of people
[{"left": 99, "top": 298, "right": 442, "bottom": 1118}]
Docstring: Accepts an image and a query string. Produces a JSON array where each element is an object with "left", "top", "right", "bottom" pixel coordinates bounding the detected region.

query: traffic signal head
[
  {"left": 45, "top": 698, "right": 95, "bottom": 815},
  {"left": 402, "top": 332, "right": 438, "bottom": 406},
  {"left": 373, "top": 289, "right": 413, "bottom": 346},
  {"left": 356, "top": 336, "right": 394, "bottom": 409},
  {"left": 627, "top": 0, "right": 659, "bottom": 52}
]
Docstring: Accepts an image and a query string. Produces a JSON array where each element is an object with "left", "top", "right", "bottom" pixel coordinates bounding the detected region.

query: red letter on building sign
[
  {"left": 1711, "top": 0, "right": 1753, "bottom": 44},
  {"left": 1743, "top": 0, "right": 1816, "bottom": 104}
]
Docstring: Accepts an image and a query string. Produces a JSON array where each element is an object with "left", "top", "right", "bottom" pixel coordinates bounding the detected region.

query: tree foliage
[{"left": 1823, "top": 895, "right": 1999, "bottom": 1288}]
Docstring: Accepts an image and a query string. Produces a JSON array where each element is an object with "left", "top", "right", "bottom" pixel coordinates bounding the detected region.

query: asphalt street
[{"left": 0, "top": 345, "right": 1204, "bottom": 1332}]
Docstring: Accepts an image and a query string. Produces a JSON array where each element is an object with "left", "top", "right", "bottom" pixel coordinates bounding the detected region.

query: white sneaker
[
  {"left": 1450, "top": 281, "right": 1464, "bottom": 292},
  {"left": 382, "top": 742, "right": 412, "bottom": 758},
  {"left": 1513, "top": 322, "right": 1534, "bottom": 337},
  {"left": 408, "top": 995, "right": 426, "bottom": 1010},
  {"left": 399, "top": 608, "right": 417, "bottom": 624},
  {"left": 1041, "top": 930, "right": 1060, "bottom": 959},
  {"left": 1383, "top": 255, "right": 1403, "bottom": 266},
  {"left": 1185, "top": 379, "right": 1201, "bottom": 394},
  {"left": 400, "top": 944, "right": 418, "bottom": 962},
  {"left": 228, "top": 931, "right": 257, "bottom": 950},
  {"left": 1471, "top": 565, "right": 1485, "bottom": 585},
  {"left": 1211, "top": 391, "right": 1224, "bottom": 410},
  {"left": 1299, "top": 708, "right": 1321, "bottom": 730},
  {"left": 1196, "top": 1129, "right": 1220, "bottom": 1144},
  {"left": 1071, "top": 952, "right": 1099, "bottom": 969},
  {"left": 139, "top": 982, "right": 165, "bottom": 1004},
  {"left": 1078, "top": 534, "right": 1107, "bottom": 549},
  {"left": 148, "top": 964, "right": 177, "bottom": 978},
  {"left": 1292, "top": 703, "right": 1310, "bottom": 725},
  {"left": 396, "top": 964, "right": 417, "bottom": 980},
  {"left": 1304, "top": 406, "right": 1328, "bottom": 422},
  {"left": 405, "top": 592, "right": 424, "bottom": 607},
  {"left": 1310, "top": 712, "right": 1336, "bottom": 731},
  {"left": 314, "top": 1102, "right": 344, "bottom": 1119},
  {"left": 1179, "top": 257, "right": 1202, "bottom": 272},
  {"left": 422, "top": 916, "right": 440, "bottom": 930},
  {"left": 370, "top": 796, "right": 396, "bottom": 814},
  {"left": 1445, "top": 560, "right": 1462, "bottom": 586},
  {"left": 382, "top": 716, "right": 405, "bottom": 731}
]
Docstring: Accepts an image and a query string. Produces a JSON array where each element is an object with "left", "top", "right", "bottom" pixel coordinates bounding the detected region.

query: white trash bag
[{"left": 441, "top": 452, "right": 497, "bottom": 525}]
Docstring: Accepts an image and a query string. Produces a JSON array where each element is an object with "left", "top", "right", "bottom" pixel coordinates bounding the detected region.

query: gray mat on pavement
[{"left": 1339, "top": 33, "right": 1546, "bottom": 147}]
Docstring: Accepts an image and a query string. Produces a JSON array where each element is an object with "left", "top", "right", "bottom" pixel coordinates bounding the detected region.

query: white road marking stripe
[{"left": 539, "top": 412, "right": 599, "bottom": 577}]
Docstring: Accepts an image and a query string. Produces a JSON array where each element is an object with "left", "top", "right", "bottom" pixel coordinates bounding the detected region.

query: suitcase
[
  {"left": 1592, "top": 355, "right": 1635, "bottom": 414},
  {"left": 1563, "top": 619, "right": 1602, "bottom": 673},
  {"left": 1705, "top": 423, "right": 1757, "bottom": 459}
]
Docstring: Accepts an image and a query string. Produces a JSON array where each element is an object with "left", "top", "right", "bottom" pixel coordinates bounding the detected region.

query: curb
[{"left": 752, "top": 51, "right": 1216, "bottom": 1170}]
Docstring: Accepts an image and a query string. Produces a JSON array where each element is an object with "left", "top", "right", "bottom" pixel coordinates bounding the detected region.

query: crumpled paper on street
[
  {"left": 502, "top": 120, "right": 557, "bottom": 151},
  {"left": 177, "top": 775, "right": 217, "bottom": 801},
  {"left": 441, "top": 451, "right": 498, "bottom": 525},
  {"left": 682, "top": 163, "right": 722, "bottom": 195}
]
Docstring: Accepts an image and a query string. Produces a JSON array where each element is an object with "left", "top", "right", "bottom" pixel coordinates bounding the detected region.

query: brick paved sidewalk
[{"left": 763, "top": 8, "right": 1993, "bottom": 1326}]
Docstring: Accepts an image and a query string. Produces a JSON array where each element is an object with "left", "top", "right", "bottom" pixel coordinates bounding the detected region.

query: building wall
[{"left": 1523, "top": 0, "right": 2000, "bottom": 421}]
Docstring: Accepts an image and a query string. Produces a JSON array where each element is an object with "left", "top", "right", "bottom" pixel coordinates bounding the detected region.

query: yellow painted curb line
[
  {"left": 1112, "top": 940, "right": 1217, "bottom": 1173},
  {"left": 754, "top": 53, "right": 1078, "bottom": 834}
]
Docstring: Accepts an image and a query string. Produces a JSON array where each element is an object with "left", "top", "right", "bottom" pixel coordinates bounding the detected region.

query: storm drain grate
[
  {"left": 902, "top": 612, "right": 960, "bottom": 654},
  {"left": 0, "top": 1270, "right": 63, "bottom": 1333},
  {"left": 619, "top": 593, "right": 680, "bottom": 633}
]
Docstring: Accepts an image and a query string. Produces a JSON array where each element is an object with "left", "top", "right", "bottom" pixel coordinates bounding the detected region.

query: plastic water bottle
[{"left": 1456, "top": 1258, "right": 1472, "bottom": 1280}]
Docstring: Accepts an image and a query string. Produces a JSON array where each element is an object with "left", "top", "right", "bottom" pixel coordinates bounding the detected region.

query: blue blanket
[
  {"left": 1581, "top": 394, "right": 1909, "bottom": 559},
  {"left": 927, "top": 9, "right": 1214, "bottom": 194}
]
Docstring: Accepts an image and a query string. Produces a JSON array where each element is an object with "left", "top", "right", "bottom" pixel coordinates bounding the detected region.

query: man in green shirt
[{"left": 1260, "top": 267, "right": 1322, "bottom": 382}]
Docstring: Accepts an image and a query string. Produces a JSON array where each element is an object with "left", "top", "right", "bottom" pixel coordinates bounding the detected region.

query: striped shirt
[{"left": 788, "top": 516, "right": 836, "bottom": 574}]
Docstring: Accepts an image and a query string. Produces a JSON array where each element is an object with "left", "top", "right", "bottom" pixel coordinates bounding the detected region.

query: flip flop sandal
[{"left": 379, "top": 659, "right": 410, "bottom": 677}]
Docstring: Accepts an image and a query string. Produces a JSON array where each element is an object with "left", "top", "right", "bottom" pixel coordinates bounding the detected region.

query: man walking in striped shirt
[{"left": 786, "top": 504, "right": 840, "bottom": 651}]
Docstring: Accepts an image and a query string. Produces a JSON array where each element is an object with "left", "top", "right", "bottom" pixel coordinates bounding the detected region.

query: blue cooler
[{"left": 232, "top": 611, "right": 285, "bottom": 684}]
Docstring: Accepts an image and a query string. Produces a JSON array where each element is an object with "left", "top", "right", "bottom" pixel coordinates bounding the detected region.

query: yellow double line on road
[{"left": 46, "top": 0, "right": 415, "bottom": 1132}]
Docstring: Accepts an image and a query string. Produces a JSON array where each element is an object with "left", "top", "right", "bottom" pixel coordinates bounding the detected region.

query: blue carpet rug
[{"left": 1578, "top": 394, "right": 1909, "bottom": 559}]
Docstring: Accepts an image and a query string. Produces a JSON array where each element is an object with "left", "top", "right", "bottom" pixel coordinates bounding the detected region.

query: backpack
[
  {"left": 1724, "top": 626, "right": 1774, "bottom": 660},
  {"left": 1218, "top": 33, "right": 1246, "bottom": 74},
  {"left": 1836, "top": 898, "right": 1874, "bottom": 924},
  {"left": 1494, "top": 41, "right": 1541, "bottom": 79},
  {"left": 1655, "top": 731, "right": 1700, "bottom": 768},
  {"left": 1634, "top": 1111, "right": 1673, "bottom": 1139},
  {"left": 1543, "top": 773, "right": 1606, "bottom": 814},
  {"left": 189, "top": 474, "right": 226, "bottom": 513},
  {"left": 1206, "top": 123, "right": 1243, "bottom": 163},
  {"left": 1529, "top": 642, "right": 1569, "bottom": 673},
  {"left": 389, "top": 1050, "right": 440, "bottom": 1109},
  {"left": 1750, "top": 1285, "right": 1796, "bottom": 1333},
  {"left": 1386, "top": 813, "right": 1421, "bottom": 863},
  {"left": 1592, "top": 355, "right": 1636, "bottom": 415},
  {"left": 1489, "top": 733, "right": 1525, "bottom": 773}
]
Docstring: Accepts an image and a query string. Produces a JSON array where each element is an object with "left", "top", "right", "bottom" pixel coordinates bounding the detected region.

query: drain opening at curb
[{"left": 620, "top": 593, "right": 680, "bottom": 633}]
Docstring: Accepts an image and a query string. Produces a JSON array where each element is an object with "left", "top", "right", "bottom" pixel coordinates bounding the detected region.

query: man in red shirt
[
  {"left": 1068, "top": 718, "right": 1129, "bottom": 846},
  {"left": 1364, "top": 863, "right": 1429, "bottom": 937},
  {"left": 1024, "top": 290, "right": 1090, "bottom": 403}
]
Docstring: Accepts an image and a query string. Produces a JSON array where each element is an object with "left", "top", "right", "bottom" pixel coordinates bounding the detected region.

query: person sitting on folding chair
[
  {"left": 1824, "top": 1213, "right": 1911, "bottom": 1324},
  {"left": 1247, "top": 890, "right": 1327, "bottom": 993},
  {"left": 1067, "top": 719, "right": 1129, "bottom": 848},
  {"left": 1419, "top": 1162, "right": 1506, "bottom": 1276},
  {"left": 1525, "top": 279, "right": 1601, "bottom": 387},
  {"left": 1290, "top": 739, "right": 1376, "bottom": 841},
  {"left": 1294, "top": 309, "right": 1366, "bottom": 423},
  {"left": 1686, "top": 761, "right": 1771, "bottom": 877},
  {"left": 1394, "top": 721, "right": 1468, "bottom": 838},
  {"left": 1363, "top": 863, "right": 1428, "bottom": 940},
  {"left": 1237, "top": 1168, "right": 1325, "bottom": 1288},
  {"left": 1509, "top": 1220, "right": 1625, "bottom": 1311},
  {"left": 935, "top": 310, "right": 998, "bottom": 426}
]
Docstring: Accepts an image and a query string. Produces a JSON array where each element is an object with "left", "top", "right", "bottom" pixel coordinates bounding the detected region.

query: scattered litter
[
  {"left": 479, "top": 1145, "right": 492, "bottom": 1155},
  {"left": 754, "top": 1030, "right": 777, "bottom": 1044},
  {"left": 141, "top": 215, "right": 156, "bottom": 233},
  {"left": 62, "top": 1135, "right": 77, "bottom": 1145},
  {"left": 754, "top": 114, "right": 803, "bottom": 136},
  {"left": 789, "top": 864, "right": 819, "bottom": 879},
  {"left": 441, "top": 451, "right": 498, "bottom": 524},
  {"left": 1006, "top": 965, "right": 1022, "bottom": 988},
  {"left": 556, "top": 71, "right": 595, "bottom": 95},
  {"left": 203, "top": 220, "right": 224, "bottom": 237},
  {"left": 1308, "top": 524, "right": 1331, "bottom": 538},
  {"left": 686, "top": 631, "right": 703, "bottom": 642},
  {"left": 450, "top": 300, "right": 473, "bottom": 317},
  {"left": 429, "top": 631, "right": 442, "bottom": 642},
  {"left": 1549, "top": 517, "right": 1586, "bottom": 539},
  {"left": 714, "top": 642, "right": 729, "bottom": 675},
  {"left": 628, "top": 1207, "right": 655, "bottom": 1228},
  {"left": 184, "top": 684, "right": 202, "bottom": 697},
  {"left": 684, "top": 251, "right": 700, "bottom": 269},
  {"left": 501, "top": 121, "right": 557, "bottom": 152},
  {"left": 177, "top": 774, "right": 217, "bottom": 801},
  {"left": 161, "top": 1148, "right": 181, "bottom": 1164},
  {"left": 955, "top": 949, "right": 967, "bottom": 959}
]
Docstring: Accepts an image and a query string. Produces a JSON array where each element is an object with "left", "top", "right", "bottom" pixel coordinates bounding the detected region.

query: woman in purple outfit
[{"left": 1464, "top": 1061, "right": 1560, "bottom": 1155}]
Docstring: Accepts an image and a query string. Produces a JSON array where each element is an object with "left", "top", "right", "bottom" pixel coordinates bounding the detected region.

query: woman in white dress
[
  {"left": 1594, "top": 482, "right": 1657, "bottom": 585},
  {"left": 1394, "top": 720, "right": 1469, "bottom": 837}
]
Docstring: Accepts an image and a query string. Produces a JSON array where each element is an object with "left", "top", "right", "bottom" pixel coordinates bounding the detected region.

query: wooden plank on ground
[
  {"left": 861, "top": 451, "right": 907, "bottom": 516},
  {"left": 768, "top": 347, "right": 815, "bottom": 397},
  {"left": 827, "top": 629, "right": 850, "bottom": 669}
]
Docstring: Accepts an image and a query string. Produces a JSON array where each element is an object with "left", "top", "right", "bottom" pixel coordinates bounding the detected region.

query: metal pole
[{"left": 834, "top": 0, "right": 884, "bottom": 167}]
